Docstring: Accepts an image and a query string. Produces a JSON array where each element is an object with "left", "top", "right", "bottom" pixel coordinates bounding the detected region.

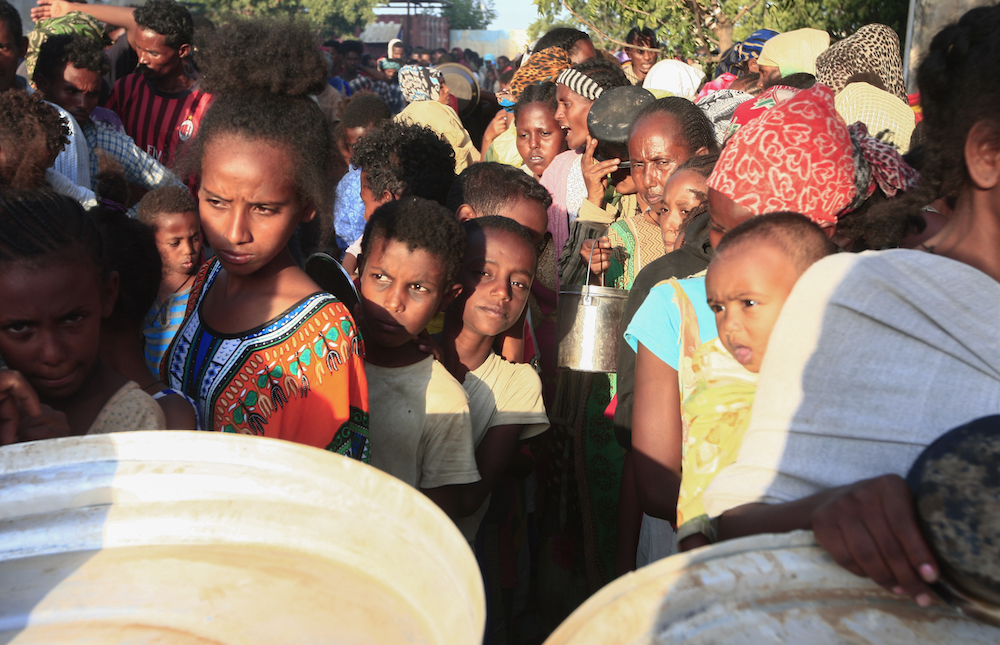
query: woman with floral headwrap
[
  {"left": 628, "top": 83, "right": 918, "bottom": 554},
  {"left": 394, "top": 64, "right": 478, "bottom": 173}
]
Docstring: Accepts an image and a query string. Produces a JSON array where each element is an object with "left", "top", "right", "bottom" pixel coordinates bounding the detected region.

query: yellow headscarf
[{"left": 757, "top": 28, "right": 830, "bottom": 76}]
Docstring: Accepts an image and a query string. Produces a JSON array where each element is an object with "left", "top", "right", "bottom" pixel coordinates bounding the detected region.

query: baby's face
[{"left": 705, "top": 240, "right": 801, "bottom": 373}]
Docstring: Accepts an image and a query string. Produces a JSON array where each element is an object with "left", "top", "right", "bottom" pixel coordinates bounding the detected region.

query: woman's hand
[
  {"left": 0, "top": 370, "right": 42, "bottom": 445},
  {"left": 481, "top": 109, "right": 511, "bottom": 153},
  {"left": 811, "top": 474, "right": 940, "bottom": 606},
  {"left": 580, "top": 236, "right": 611, "bottom": 275},
  {"left": 583, "top": 137, "right": 620, "bottom": 206}
]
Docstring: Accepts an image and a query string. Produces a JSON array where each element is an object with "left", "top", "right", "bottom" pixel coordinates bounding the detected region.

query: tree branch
[
  {"left": 560, "top": 0, "right": 659, "bottom": 52},
  {"left": 731, "top": 0, "right": 765, "bottom": 26}
]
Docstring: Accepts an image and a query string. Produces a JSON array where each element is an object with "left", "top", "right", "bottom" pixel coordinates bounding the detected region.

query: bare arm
[
  {"left": 33, "top": 1, "right": 139, "bottom": 46},
  {"left": 717, "top": 475, "right": 940, "bottom": 606},
  {"left": 421, "top": 483, "right": 478, "bottom": 519},
  {"left": 631, "top": 343, "right": 682, "bottom": 523}
]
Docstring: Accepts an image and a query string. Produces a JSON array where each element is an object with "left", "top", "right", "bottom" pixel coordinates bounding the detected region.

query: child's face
[
  {"left": 658, "top": 169, "right": 707, "bottom": 252},
  {"left": 515, "top": 103, "right": 567, "bottom": 178},
  {"left": 0, "top": 259, "right": 115, "bottom": 401},
  {"left": 705, "top": 240, "right": 801, "bottom": 373},
  {"left": 198, "top": 135, "right": 314, "bottom": 277},
  {"left": 155, "top": 210, "right": 202, "bottom": 278},
  {"left": 359, "top": 237, "right": 460, "bottom": 349},
  {"left": 455, "top": 228, "right": 536, "bottom": 338}
]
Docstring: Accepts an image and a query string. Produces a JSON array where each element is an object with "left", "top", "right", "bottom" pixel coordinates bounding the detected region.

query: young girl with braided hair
[
  {"left": 0, "top": 189, "right": 166, "bottom": 444},
  {"left": 703, "top": 5, "right": 1000, "bottom": 607},
  {"left": 160, "top": 18, "right": 369, "bottom": 458}
]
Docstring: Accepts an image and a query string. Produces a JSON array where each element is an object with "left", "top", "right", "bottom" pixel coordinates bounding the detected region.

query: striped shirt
[
  {"left": 81, "top": 120, "right": 181, "bottom": 192},
  {"left": 143, "top": 287, "right": 192, "bottom": 378},
  {"left": 106, "top": 73, "right": 212, "bottom": 168}
]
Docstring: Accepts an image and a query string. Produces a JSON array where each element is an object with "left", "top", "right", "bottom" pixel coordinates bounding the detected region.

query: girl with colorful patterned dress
[{"left": 160, "top": 19, "right": 369, "bottom": 461}]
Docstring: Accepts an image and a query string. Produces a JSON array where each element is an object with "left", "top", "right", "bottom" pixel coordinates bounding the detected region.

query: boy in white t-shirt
[
  {"left": 359, "top": 197, "right": 481, "bottom": 517},
  {"left": 439, "top": 216, "right": 550, "bottom": 543}
]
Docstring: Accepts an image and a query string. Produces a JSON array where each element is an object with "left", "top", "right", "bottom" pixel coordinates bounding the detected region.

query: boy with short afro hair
[
  {"left": 137, "top": 185, "right": 202, "bottom": 376},
  {"left": 341, "top": 120, "right": 455, "bottom": 273},
  {"left": 360, "top": 196, "right": 481, "bottom": 518}
]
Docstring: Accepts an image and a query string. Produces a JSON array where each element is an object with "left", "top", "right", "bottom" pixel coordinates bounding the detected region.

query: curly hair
[
  {"left": 361, "top": 196, "right": 466, "bottom": 285},
  {"left": 445, "top": 162, "right": 552, "bottom": 214},
  {"left": 632, "top": 96, "right": 720, "bottom": 155},
  {"left": 350, "top": 120, "right": 455, "bottom": 205},
  {"left": 0, "top": 91, "right": 68, "bottom": 189},
  {"left": 573, "top": 57, "right": 630, "bottom": 93},
  {"left": 136, "top": 185, "right": 198, "bottom": 230},
  {"left": 0, "top": 189, "right": 106, "bottom": 277},
  {"left": 134, "top": 0, "right": 193, "bottom": 49},
  {"left": 33, "top": 34, "right": 111, "bottom": 85},
  {"left": 92, "top": 208, "right": 162, "bottom": 332},
  {"left": 342, "top": 92, "right": 392, "bottom": 129},
  {"left": 196, "top": 17, "right": 327, "bottom": 97},
  {"left": 513, "top": 80, "right": 558, "bottom": 118},
  {"left": 534, "top": 28, "right": 590, "bottom": 55},
  {"left": 179, "top": 17, "right": 333, "bottom": 213},
  {"left": 714, "top": 211, "right": 836, "bottom": 273},
  {"left": 868, "top": 5, "right": 1000, "bottom": 239}
]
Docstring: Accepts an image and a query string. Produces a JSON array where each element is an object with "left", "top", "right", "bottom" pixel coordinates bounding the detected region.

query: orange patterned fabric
[
  {"left": 708, "top": 84, "right": 856, "bottom": 223},
  {"left": 510, "top": 47, "right": 572, "bottom": 100}
]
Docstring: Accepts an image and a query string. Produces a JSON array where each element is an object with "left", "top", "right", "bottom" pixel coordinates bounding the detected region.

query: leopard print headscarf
[{"left": 816, "top": 24, "right": 907, "bottom": 101}]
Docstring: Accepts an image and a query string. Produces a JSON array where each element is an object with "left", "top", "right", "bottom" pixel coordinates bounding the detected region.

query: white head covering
[
  {"left": 387, "top": 38, "right": 402, "bottom": 59},
  {"left": 642, "top": 60, "right": 706, "bottom": 101}
]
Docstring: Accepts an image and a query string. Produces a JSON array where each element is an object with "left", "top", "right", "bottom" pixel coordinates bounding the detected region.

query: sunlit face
[
  {"left": 706, "top": 240, "right": 801, "bottom": 373},
  {"left": 629, "top": 112, "right": 695, "bottom": 212},
  {"left": 455, "top": 228, "right": 536, "bottom": 338},
  {"left": 555, "top": 83, "right": 593, "bottom": 150},
  {"left": 0, "top": 258, "right": 114, "bottom": 401},
  {"left": 707, "top": 187, "right": 755, "bottom": 249},
  {"left": 198, "top": 135, "right": 314, "bottom": 277},
  {"left": 359, "top": 237, "right": 456, "bottom": 349},
  {"left": 625, "top": 38, "right": 658, "bottom": 80},
  {"left": 658, "top": 169, "right": 708, "bottom": 252},
  {"left": 135, "top": 28, "right": 186, "bottom": 79},
  {"left": 154, "top": 211, "right": 202, "bottom": 278},
  {"left": 37, "top": 63, "right": 101, "bottom": 126},
  {"left": 345, "top": 126, "right": 368, "bottom": 152},
  {"left": 515, "top": 103, "right": 567, "bottom": 178}
]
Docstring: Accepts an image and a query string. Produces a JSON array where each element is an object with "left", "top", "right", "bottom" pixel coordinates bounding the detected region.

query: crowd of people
[{"left": 1, "top": 0, "right": 999, "bottom": 641}]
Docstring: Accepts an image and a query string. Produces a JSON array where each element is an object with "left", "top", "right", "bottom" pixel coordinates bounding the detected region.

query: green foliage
[
  {"left": 532, "top": 0, "right": 908, "bottom": 59},
  {"left": 189, "top": 0, "right": 379, "bottom": 39},
  {"left": 440, "top": 0, "right": 498, "bottom": 30}
]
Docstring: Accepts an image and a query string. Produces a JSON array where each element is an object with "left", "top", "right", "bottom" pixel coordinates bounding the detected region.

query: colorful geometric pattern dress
[{"left": 162, "top": 260, "right": 370, "bottom": 462}]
